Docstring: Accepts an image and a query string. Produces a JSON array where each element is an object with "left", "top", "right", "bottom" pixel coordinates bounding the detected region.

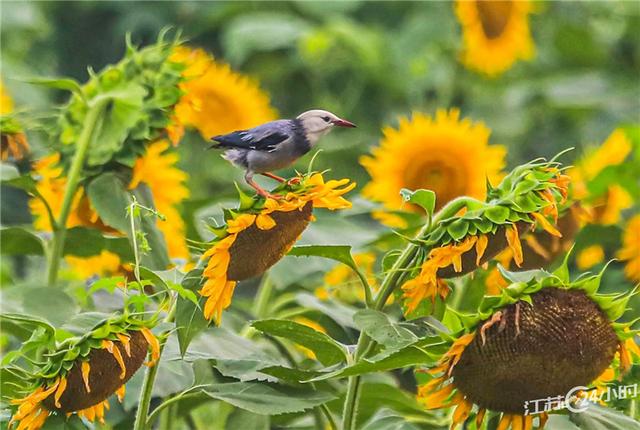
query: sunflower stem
[
  {"left": 46, "top": 98, "right": 109, "bottom": 287},
  {"left": 133, "top": 299, "right": 176, "bottom": 430},
  {"left": 341, "top": 196, "right": 475, "bottom": 430}
]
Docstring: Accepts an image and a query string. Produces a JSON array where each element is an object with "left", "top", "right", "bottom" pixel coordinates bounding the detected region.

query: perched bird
[{"left": 210, "top": 109, "right": 356, "bottom": 199}]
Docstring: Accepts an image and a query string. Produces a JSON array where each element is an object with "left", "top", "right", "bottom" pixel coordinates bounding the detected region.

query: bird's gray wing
[{"left": 211, "top": 120, "right": 292, "bottom": 152}]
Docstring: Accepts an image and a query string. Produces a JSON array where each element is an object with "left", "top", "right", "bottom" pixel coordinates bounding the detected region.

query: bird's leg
[
  {"left": 286, "top": 177, "right": 301, "bottom": 186},
  {"left": 260, "top": 172, "right": 286, "bottom": 182},
  {"left": 245, "top": 171, "right": 282, "bottom": 200}
]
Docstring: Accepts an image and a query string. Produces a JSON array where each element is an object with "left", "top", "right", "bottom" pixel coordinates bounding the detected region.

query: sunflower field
[{"left": 1, "top": 1, "right": 639, "bottom": 430}]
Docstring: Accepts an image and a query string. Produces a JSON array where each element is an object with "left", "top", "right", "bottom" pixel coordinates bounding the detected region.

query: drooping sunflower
[
  {"left": 455, "top": 0, "right": 535, "bottom": 77},
  {"left": 6, "top": 314, "right": 160, "bottom": 430},
  {"left": 198, "top": 172, "right": 355, "bottom": 324},
  {"left": 618, "top": 215, "right": 640, "bottom": 282},
  {"left": 360, "top": 109, "right": 506, "bottom": 227},
  {"left": 170, "top": 46, "right": 277, "bottom": 140},
  {"left": 417, "top": 265, "right": 638, "bottom": 430},
  {"left": 400, "top": 158, "right": 570, "bottom": 313}
]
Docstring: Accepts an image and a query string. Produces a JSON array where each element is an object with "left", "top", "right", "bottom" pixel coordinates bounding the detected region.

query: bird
[{"left": 210, "top": 109, "right": 356, "bottom": 199}]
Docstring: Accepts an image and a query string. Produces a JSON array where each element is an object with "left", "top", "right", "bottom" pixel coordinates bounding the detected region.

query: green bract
[{"left": 51, "top": 31, "right": 185, "bottom": 176}]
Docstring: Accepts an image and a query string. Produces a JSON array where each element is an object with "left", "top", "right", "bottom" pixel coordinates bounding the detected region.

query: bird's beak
[{"left": 332, "top": 118, "right": 357, "bottom": 128}]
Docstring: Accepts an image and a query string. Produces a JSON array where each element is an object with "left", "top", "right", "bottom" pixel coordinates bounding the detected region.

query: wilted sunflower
[
  {"left": 618, "top": 215, "right": 640, "bottom": 282},
  {"left": 198, "top": 172, "right": 355, "bottom": 324},
  {"left": 455, "top": 0, "right": 535, "bottom": 76},
  {"left": 400, "top": 158, "right": 570, "bottom": 313},
  {"left": 417, "top": 265, "right": 638, "bottom": 430},
  {"left": 361, "top": 109, "right": 505, "bottom": 228},
  {"left": 170, "top": 46, "right": 277, "bottom": 140},
  {"left": 7, "top": 315, "right": 160, "bottom": 430}
]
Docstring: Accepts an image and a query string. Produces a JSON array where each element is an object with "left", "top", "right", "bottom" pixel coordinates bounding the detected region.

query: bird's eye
[{"left": 322, "top": 116, "right": 330, "bottom": 122}]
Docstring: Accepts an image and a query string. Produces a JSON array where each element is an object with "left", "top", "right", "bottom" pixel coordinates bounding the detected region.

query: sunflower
[
  {"left": 170, "top": 46, "right": 277, "bottom": 140},
  {"left": 30, "top": 141, "right": 190, "bottom": 272},
  {"left": 360, "top": 109, "right": 506, "bottom": 227},
  {"left": 1, "top": 115, "right": 30, "bottom": 161},
  {"left": 65, "top": 250, "right": 123, "bottom": 279},
  {"left": 199, "top": 172, "right": 355, "bottom": 324},
  {"left": 129, "top": 140, "right": 190, "bottom": 262},
  {"left": 618, "top": 215, "right": 640, "bottom": 282},
  {"left": 569, "top": 129, "right": 633, "bottom": 225},
  {"left": 317, "top": 252, "right": 379, "bottom": 303},
  {"left": 417, "top": 265, "right": 637, "bottom": 430},
  {"left": 455, "top": 0, "right": 535, "bottom": 77},
  {"left": 399, "top": 159, "right": 569, "bottom": 313},
  {"left": 29, "top": 154, "right": 109, "bottom": 233},
  {"left": 7, "top": 317, "right": 160, "bottom": 430},
  {"left": 1, "top": 79, "right": 13, "bottom": 114}
]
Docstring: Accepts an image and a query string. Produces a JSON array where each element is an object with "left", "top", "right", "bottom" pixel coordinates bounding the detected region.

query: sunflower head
[
  {"left": 401, "top": 156, "right": 572, "bottom": 313},
  {"left": 361, "top": 109, "right": 506, "bottom": 225},
  {"left": 418, "top": 261, "right": 638, "bottom": 429},
  {"left": 6, "top": 313, "right": 159, "bottom": 430},
  {"left": 455, "top": 0, "right": 535, "bottom": 76},
  {"left": 170, "top": 46, "right": 276, "bottom": 139},
  {"left": 197, "top": 172, "right": 355, "bottom": 323}
]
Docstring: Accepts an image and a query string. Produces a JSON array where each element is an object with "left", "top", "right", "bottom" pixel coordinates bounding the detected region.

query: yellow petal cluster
[
  {"left": 360, "top": 109, "right": 505, "bottom": 226},
  {"left": 170, "top": 46, "right": 276, "bottom": 139},
  {"left": 455, "top": 0, "right": 535, "bottom": 76},
  {"left": 617, "top": 215, "right": 640, "bottom": 282},
  {"left": 200, "top": 173, "right": 355, "bottom": 324}
]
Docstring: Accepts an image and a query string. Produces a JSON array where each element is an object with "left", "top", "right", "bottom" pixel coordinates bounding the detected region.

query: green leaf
[
  {"left": 353, "top": 309, "right": 417, "bottom": 351},
  {"left": 252, "top": 319, "right": 347, "bottom": 366},
  {"left": 0, "top": 227, "right": 44, "bottom": 255},
  {"left": 400, "top": 188, "right": 436, "bottom": 216},
  {"left": 570, "top": 403, "right": 640, "bottom": 429},
  {"left": 484, "top": 205, "right": 510, "bottom": 224},
  {"left": 288, "top": 245, "right": 357, "bottom": 270},
  {"left": 22, "top": 76, "right": 84, "bottom": 97},
  {"left": 0, "top": 162, "right": 19, "bottom": 181},
  {"left": 139, "top": 267, "right": 196, "bottom": 304},
  {"left": 361, "top": 409, "right": 423, "bottom": 430},
  {"left": 86, "top": 172, "right": 132, "bottom": 231},
  {"left": 309, "top": 337, "right": 446, "bottom": 381},
  {"left": 87, "top": 82, "right": 147, "bottom": 166},
  {"left": 203, "top": 382, "right": 335, "bottom": 415},
  {"left": 447, "top": 219, "right": 469, "bottom": 241},
  {"left": 175, "top": 269, "right": 209, "bottom": 356}
]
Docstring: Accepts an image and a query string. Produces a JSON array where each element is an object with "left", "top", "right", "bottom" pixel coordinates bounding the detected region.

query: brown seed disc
[
  {"left": 43, "top": 330, "right": 148, "bottom": 412},
  {"left": 476, "top": 0, "right": 514, "bottom": 39},
  {"left": 451, "top": 288, "right": 618, "bottom": 413},
  {"left": 437, "top": 222, "right": 532, "bottom": 279},
  {"left": 227, "top": 202, "right": 313, "bottom": 281}
]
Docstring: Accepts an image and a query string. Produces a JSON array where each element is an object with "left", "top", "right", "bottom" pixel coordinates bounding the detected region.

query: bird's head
[{"left": 296, "top": 109, "right": 356, "bottom": 145}]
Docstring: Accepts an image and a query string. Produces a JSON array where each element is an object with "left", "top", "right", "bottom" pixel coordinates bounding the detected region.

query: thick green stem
[
  {"left": 46, "top": 98, "right": 109, "bottom": 286},
  {"left": 133, "top": 302, "right": 176, "bottom": 430},
  {"left": 341, "top": 196, "right": 476, "bottom": 430}
]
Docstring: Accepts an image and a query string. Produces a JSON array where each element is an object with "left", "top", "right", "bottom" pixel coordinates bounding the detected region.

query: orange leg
[
  {"left": 245, "top": 172, "right": 282, "bottom": 200},
  {"left": 260, "top": 172, "right": 286, "bottom": 182}
]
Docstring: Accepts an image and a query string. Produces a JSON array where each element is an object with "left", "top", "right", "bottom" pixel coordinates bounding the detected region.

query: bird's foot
[
  {"left": 286, "top": 177, "right": 301, "bottom": 186},
  {"left": 257, "top": 190, "right": 284, "bottom": 201}
]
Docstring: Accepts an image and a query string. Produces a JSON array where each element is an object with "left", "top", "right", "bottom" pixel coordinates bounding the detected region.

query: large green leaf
[
  {"left": 203, "top": 382, "right": 335, "bottom": 415},
  {"left": 360, "top": 409, "right": 423, "bottom": 430},
  {"left": 87, "top": 82, "right": 147, "bottom": 167},
  {"left": 288, "top": 245, "right": 358, "bottom": 270},
  {"left": 353, "top": 309, "right": 418, "bottom": 351},
  {"left": 87, "top": 173, "right": 170, "bottom": 269},
  {"left": 175, "top": 268, "right": 209, "bottom": 356},
  {"left": 569, "top": 403, "right": 640, "bottom": 429},
  {"left": 0, "top": 227, "right": 44, "bottom": 255},
  {"left": 252, "top": 319, "right": 347, "bottom": 367}
]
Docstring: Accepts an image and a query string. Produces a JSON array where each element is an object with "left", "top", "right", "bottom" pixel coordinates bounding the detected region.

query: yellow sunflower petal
[
  {"left": 531, "top": 212, "right": 562, "bottom": 237},
  {"left": 53, "top": 377, "right": 67, "bottom": 408},
  {"left": 81, "top": 361, "right": 92, "bottom": 393},
  {"left": 505, "top": 224, "right": 523, "bottom": 267}
]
